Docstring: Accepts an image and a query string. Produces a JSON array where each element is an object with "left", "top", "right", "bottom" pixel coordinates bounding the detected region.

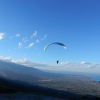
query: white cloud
[
  {"left": 22, "top": 37, "right": 28, "bottom": 42},
  {"left": 16, "top": 34, "right": 20, "bottom": 37},
  {"left": 0, "top": 57, "right": 50, "bottom": 70},
  {"left": 60, "top": 62, "right": 70, "bottom": 65},
  {"left": 13, "top": 59, "right": 99, "bottom": 72},
  {"left": 18, "top": 43, "right": 23, "bottom": 48},
  {"left": 41, "top": 35, "right": 47, "bottom": 40},
  {"left": 10, "top": 34, "right": 20, "bottom": 38},
  {"left": 29, "top": 42, "right": 34, "bottom": 48},
  {"left": 60, "top": 61, "right": 99, "bottom": 72},
  {"left": 36, "top": 39, "right": 40, "bottom": 43},
  {"left": 84, "top": 65, "right": 96, "bottom": 69},
  {"left": 80, "top": 61, "right": 91, "bottom": 65},
  {"left": 0, "top": 56, "right": 100, "bottom": 73},
  {"left": 80, "top": 61, "right": 86, "bottom": 64},
  {"left": 30, "top": 31, "right": 37, "bottom": 38},
  {"left": 4, "top": 57, "right": 11, "bottom": 61},
  {"left": 12, "top": 58, "right": 27, "bottom": 63},
  {"left": 12, "top": 58, "right": 52, "bottom": 70},
  {"left": 84, "top": 65, "right": 91, "bottom": 68},
  {"left": 25, "top": 42, "right": 34, "bottom": 48},
  {"left": 0, "top": 33, "right": 4, "bottom": 40},
  {"left": 0, "top": 56, "right": 11, "bottom": 62}
]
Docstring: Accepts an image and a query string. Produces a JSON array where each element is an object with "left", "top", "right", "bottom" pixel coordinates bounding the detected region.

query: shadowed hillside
[{"left": 1, "top": 76, "right": 100, "bottom": 100}]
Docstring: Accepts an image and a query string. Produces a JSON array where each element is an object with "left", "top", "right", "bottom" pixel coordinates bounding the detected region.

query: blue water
[
  {"left": 74, "top": 73, "right": 100, "bottom": 82},
  {"left": 56, "top": 71, "right": 100, "bottom": 82},
  {"left": 85, "top": 74, "right": 100, "bottom": 82},
  {"left": 46, "top": 70, "right": 100, "bottom": 82},
  {"left": 73, "top": 73, "right": 100, "bottom": 82}
]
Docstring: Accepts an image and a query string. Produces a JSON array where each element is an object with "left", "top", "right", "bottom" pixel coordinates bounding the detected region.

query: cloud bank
[{"left": 0, "top": 56, "right": 100, "bottom": 73}]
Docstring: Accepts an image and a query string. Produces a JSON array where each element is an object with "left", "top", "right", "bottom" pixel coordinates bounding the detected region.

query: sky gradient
[{"left": 0, "top": 0, "right": 100, "bottom": 73}]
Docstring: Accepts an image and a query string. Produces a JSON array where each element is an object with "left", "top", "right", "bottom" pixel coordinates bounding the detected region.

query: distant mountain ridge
[
  {"left": 0, "top": 60, "right": 49, "bottom": 81},
  {"left": 0, "top": 60, "right": 43, "bottom": 74},
  {"left": 0, "top": 60, "right": 65, "bottom": 82}
]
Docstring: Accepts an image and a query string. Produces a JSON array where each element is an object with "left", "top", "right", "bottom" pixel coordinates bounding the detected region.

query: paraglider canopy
[{"left": 44, "top": 42, "right": 66, "bottom": 51}]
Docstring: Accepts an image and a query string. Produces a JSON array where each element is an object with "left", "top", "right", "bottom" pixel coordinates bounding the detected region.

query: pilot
[{"left": 57, "top": 60, "right": 59, "bottom": 64}]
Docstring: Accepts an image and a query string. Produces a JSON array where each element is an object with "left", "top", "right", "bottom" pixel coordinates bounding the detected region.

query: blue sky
[{"left": 0, "top": 0, "right": 100, "bottom": 73}]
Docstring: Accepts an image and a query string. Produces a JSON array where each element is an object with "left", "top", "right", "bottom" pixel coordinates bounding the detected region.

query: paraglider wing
[{"left": 44, "top": 42, "right": 66, "bottom": 51}]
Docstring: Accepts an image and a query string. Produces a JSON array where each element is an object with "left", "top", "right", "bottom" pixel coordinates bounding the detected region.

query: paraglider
[
  {"left": 44, "top": 42, "right": 66, "bottom": 64},
  {"left": 57, "top": 60, "right": 59, "bottom": 64}
]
